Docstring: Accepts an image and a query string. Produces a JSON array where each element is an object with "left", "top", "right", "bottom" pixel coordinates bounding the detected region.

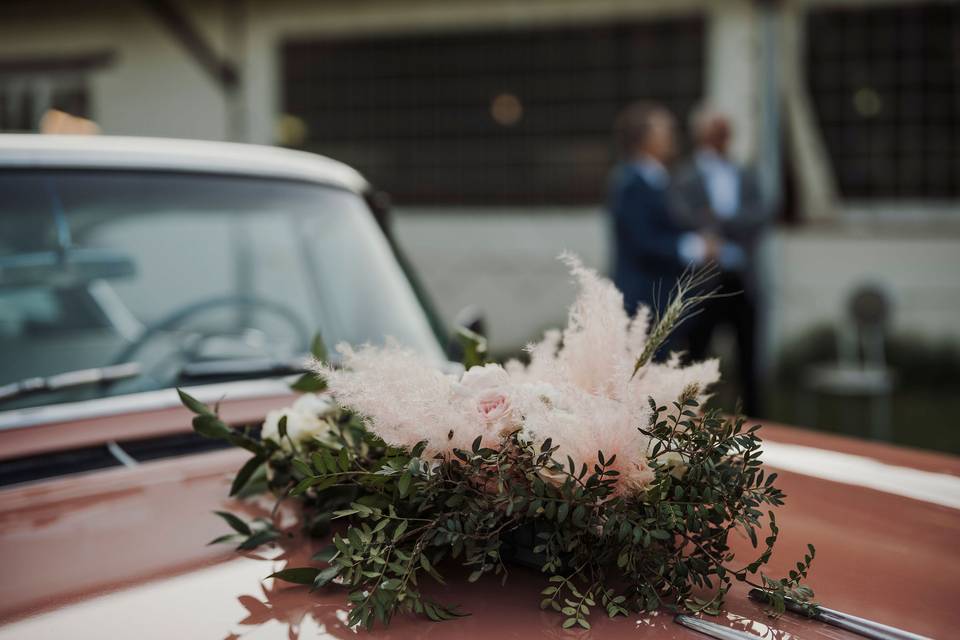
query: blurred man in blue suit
[{"left": 608, "top": 102, "right": 717, "bottom": 319}]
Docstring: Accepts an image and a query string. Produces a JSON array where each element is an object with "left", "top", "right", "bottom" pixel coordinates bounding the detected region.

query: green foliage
[
  {"left": 180, "top": 387, "right": 815, "bottom": 630},
  {"left": 309, "top": 332, "right": 329, "bottom": 363},
  {"left": 179, "top": 389, "right": 267, "bottom": 457},
  {"left": 208, "top": 511, "right": 280, "bottom": 550},
  {"left": 291, "top": 332, "right": 330, "bottom": 392},
  {"left": 290, "top": 373, "right": 327, "bottom": 393},
  {"left": 454, "top": 326, "right": 488, "bottom": 369}
]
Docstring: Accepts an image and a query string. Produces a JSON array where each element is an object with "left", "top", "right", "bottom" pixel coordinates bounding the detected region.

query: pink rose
[{"left": 475, "top": 388, "right": 515, "bottom": 434}]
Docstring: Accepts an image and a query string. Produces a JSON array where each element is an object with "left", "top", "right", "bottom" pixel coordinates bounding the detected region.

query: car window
[{"left": 0, "top": 170, "right": 444, "bottom": 410}]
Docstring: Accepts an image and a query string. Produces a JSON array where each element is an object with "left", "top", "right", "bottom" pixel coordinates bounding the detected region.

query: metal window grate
[
  {"left": 806, "top": 3, "right": 960, "bottom": 200},
  {"left": 282, "top": 18, "right": 705, "bottom": 205}
]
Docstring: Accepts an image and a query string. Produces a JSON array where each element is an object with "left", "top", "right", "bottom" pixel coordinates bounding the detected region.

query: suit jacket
[
  {"left": 669, "top": 159, "right": 769, "bottom": 298},
  {"left": 608, "top": 162, "right": 686, "bottom": 315}
]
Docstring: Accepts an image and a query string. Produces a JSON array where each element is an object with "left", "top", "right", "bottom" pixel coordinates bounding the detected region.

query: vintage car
[{"left": 0, "top": 135, "right": 957, "bottom": 639}]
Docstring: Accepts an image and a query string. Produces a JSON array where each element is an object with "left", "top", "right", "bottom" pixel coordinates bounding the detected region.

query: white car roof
[{"left": 0, "top": 134, "right": 369, "bottom": 194}]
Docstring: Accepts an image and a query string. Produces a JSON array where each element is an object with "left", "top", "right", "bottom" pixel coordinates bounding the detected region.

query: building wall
[
  {"left": 1, "top": 0, "right": 956, "bottom": 358},
  {"left": 0, "top": 1, "right": 230, "bottom": 140},
  {"left": 246, "top": 0, "right": 960, "bottom": 354}
]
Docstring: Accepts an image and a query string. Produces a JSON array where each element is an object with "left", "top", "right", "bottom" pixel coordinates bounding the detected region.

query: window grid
[
  {"left": 282, "top": 18, "right": 705, "bottom": 205},
  {"left": 806, "top": 3, "right": 960, "bottom": 200}
]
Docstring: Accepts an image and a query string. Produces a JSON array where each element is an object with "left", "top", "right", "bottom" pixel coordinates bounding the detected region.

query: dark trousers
[{"left": 685, "top": 272, "right": 760, "bottom": 417}]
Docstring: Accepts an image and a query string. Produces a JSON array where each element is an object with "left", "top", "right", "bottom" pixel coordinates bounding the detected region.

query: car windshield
[{"left": 0, "top": 169, "right": 445, "bottom": 411}]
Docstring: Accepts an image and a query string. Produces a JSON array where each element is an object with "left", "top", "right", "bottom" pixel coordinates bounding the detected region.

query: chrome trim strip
[
  {"left": 674, "top": 615, "right": 760, "bottom": 640},
  {"left": 106, "top": 441, "right": 139, "bottom": 468},
  {"left": 761, "top": 440, "right": 960, "bottom": 510},
  {"left": 816, "top": 607, "right": 930, "bottom": 640},
  {"left": 747, "top": 589, "right": 931, "bottom": 640},
  {"left": 0, "top": 378, "right": 295, "bottom": 432}
]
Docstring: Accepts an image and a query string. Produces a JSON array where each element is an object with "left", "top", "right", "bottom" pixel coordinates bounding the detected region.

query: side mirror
[
  {"left": 453, "top": 304, "right": 486, "bottom": 338},
  {"left": 446, "top": 305, "right": 488, "bottom": 367}
]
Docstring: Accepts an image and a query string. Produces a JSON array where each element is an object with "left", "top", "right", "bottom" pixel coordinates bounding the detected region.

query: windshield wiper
[
  {"left": 177, "top": 357, "right": 310, "bottom": 381},
  {"left": 0, "top": 362, "right": 142, "bottom": 404}
]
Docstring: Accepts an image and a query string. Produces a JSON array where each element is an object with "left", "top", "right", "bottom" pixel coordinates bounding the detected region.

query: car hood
[{"left": 1, "top": 425, "right": 957, "bottom": 639}]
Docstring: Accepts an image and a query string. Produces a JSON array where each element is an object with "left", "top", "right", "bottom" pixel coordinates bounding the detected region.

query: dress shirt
[
  {"left": 695, "top": 149, "right": 740, "bottom": 220},
  {"left": 632, "top": 156, "right": 669, "bottom": 190}
]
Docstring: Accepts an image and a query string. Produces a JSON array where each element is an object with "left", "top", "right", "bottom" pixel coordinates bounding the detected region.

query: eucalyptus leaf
[
  {"left": 309, "top": 333, "right": 328, "bottom": 363},
  {"left": 291, "top": 372, "right": 327, "bottom": 392},
  {"left": 214, "top": 510, "right": 251, "bottom": 536},
  {"left": 177, "top": 388, "right": 214, "bottom": 416},
  {"left": 230, "top": 455, "right": 265, "bottom": 497},
  {"left": 192, "top": 414, "right": 232, "bottom": 440},
  {"left": 314, "top": 565, "right": 340, "bottom": 588},
  {"left": 237, "top": 529, "right": 279, "bottom": 551},
  {"left": 268, "top": 567, "right": 321, "bottom": 585}
]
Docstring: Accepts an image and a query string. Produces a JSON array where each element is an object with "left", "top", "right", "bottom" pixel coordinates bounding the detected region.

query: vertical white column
[
  {"left": 779, "top": 2, "right": 837, "bottom": 221},
  {"left": 704, "top": 0, "right": 758, "bottom": 163},
  {"left": 241, "top": 3, "right": 276, "bottom": 146}
]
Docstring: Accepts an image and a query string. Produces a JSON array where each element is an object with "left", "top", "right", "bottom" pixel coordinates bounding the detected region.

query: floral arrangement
[{"left": 181, "top": 255, "right": 814, "bottom": 630}]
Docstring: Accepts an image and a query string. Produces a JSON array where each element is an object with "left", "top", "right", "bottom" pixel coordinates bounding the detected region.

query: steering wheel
[{"left": 110, "top": 295, "right": 311, "bottom": 368}]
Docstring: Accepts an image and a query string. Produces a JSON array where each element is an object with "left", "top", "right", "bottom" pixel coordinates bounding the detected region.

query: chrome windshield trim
[{"left": 0, "top": 378, "right": 295, "bottom": 432}]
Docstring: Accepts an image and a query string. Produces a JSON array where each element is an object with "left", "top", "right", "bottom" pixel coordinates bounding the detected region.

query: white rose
[
  {"left": 655, "top": 451, "right": 689, "bottom": 480},
  {"left": 292, "top": 393, "right": 336, "bottom": 417},
  {"left": 261, "top": 393, "right": 336, "bottom": 451},
  {"left": 287, "top": 411, "right": 327, "bottom": 446},
  {"left": 260, "top": 408, "right": 286, "bottom": 445}
]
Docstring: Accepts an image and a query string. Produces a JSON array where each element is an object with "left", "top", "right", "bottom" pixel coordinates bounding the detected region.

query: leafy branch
[{"left": 178, "top": 318, "right": 815, "bottom": 629}]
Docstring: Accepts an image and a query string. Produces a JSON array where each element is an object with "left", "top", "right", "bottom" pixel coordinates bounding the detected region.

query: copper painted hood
[{"left": 0, "top": 404, "right": 957, "bottom": 639}]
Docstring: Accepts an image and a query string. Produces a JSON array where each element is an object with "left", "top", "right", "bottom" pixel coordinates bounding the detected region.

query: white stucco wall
[
  {"left": 394, "top": 209, "right": 960, "bottom": 354},
  {"left": 393, "top": 208, "right": 608, "bottom": 351}
]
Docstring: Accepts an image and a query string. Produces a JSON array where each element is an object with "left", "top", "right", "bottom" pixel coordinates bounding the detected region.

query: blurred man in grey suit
[{"left": 670, "top": 106, "right": 771, "bottom": 416}]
